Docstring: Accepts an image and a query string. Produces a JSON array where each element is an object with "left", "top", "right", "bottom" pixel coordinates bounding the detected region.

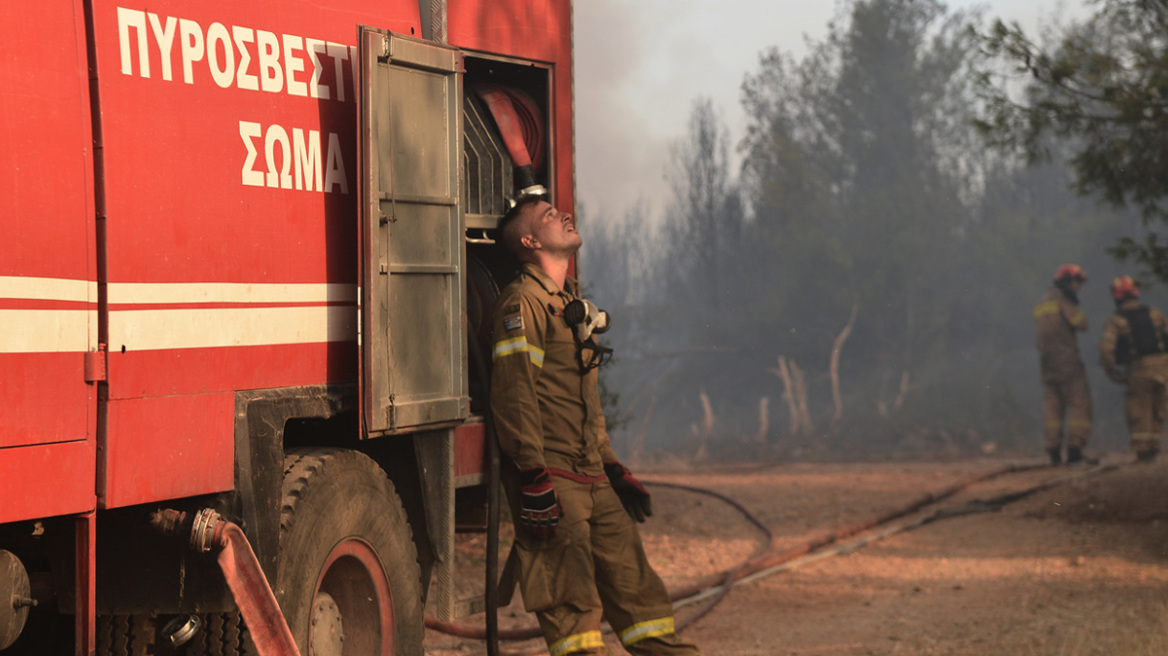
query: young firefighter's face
[{"left": 523, "top": 200, "right": 581, "bottom": 256}]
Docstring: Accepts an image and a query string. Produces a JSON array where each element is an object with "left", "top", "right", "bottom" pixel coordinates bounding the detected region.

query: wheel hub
[
  {"left": 309, "top": 592, "right": 344, "bottom": 656},
  {"left": 0, "top": 550, "right": 32, "bottom": 651},
  {"left": 310, "top": 538, "right": 395, "bottom": 655}
]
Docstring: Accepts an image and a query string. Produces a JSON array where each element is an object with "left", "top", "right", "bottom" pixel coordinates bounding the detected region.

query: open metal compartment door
[{"left": 359, "top": 27, "right": 468, "bottom": 436}]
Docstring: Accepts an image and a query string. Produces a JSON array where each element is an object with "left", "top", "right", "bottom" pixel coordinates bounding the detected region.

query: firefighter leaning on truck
[
  {"left": 488, "top": 195, "right": 702, "bottom": 656},
  {"left": 1098, "top": 276, "right": 1168, "bottom": 463},
  {"left": 1034, "top": 264, "right": 1092, "bottom": 465}
]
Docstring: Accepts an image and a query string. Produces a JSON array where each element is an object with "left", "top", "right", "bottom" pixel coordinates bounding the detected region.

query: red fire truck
[{"left": 0, "top": 0, "right": 574, "bottom": 654}]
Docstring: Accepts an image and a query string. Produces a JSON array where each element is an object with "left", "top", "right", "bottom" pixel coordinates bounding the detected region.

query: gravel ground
[{"left": 425, "top": 454, "right": 1168, "bottom": 655}]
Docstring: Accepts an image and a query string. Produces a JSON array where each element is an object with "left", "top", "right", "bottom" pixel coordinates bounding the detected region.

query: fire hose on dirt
[{"left": 424, "top": 459, "right": 1120, "bottom": 645}]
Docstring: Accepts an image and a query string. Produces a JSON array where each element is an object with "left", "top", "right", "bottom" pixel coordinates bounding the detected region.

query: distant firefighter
[
  {"left": 1098, "top": 276, "right": 1168, "bottom": 463},
  {"left": 1034, "top": 264, "right": 1092, "bottom": 465}
]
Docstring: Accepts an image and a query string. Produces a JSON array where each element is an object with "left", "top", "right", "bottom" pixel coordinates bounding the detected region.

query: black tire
[
  {"left": 276, "top": 448, "right": 423, "bottom": 656},
  {"left": 181, "top": 613, "right": 258, "bottom": 656},
  {"left": 96, "top": 614, "right": 155, "bottom": 656}
]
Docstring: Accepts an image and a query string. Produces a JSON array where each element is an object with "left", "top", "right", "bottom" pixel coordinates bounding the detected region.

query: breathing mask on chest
[
  {"left": 561, "top": 298, "right": 613, "bottom": 372},
  {"left": 563, "top": 299, "right": 610, "bottom": 341}
]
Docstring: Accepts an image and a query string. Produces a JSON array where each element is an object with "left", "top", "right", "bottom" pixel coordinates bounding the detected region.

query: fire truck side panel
[
  {"left": 88, "top": 0, "right": 420, "bottom": 508},
  {"left": 103, "top": 394, "right": 235, "bottom": 506},
  {"left": 107, "top": 343, "right": 358, "bottom": 399},
  {"left": 2, "top": 0, "right": 578, "bottom": 643},
  {"left": 0, "top": 0, "right": 98, "bottom": 522},
  {"left": 0, "top": 442, "right": 96, "bottom": 524}
]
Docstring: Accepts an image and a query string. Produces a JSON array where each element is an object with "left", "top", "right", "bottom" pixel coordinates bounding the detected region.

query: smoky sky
[{"left": 573, "top": 0, "right": 1087, "bottom": 223}]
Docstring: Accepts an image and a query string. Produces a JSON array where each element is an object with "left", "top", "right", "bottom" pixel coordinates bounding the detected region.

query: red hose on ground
[
  {"left": 665, "top": 462, "right": 1041, "bottom": 601},
  {"left": 425, "top": 461, "right": 1045, "bottom": 642}
]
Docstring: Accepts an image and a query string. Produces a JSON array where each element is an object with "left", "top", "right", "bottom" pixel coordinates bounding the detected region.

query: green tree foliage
[{"left": 975, "top": 0, "right": 1168, "bottom": 281}]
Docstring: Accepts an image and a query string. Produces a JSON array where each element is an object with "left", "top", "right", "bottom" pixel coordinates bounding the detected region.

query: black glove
[
  {"left": 518, "top": 467, "right": 561, "bottom": 539},
  {"left": 604, "top": 461, "right": 652, "bottom": 522}
]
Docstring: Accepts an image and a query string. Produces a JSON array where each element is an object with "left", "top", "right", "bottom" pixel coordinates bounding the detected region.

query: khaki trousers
[
  {"left": 1124, "top": 354, "right": 1168, "bottom": 454},
  {"left": 506, "top": 475, "right": 700, "bottom": 656},
  {"left": 1041, "top": 368, "right": 1092, "bottom": 451}
]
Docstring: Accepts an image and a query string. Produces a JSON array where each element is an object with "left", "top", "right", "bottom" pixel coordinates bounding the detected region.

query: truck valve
[{"left": 150, "top": 509, "right": 302, "bottom": 656}]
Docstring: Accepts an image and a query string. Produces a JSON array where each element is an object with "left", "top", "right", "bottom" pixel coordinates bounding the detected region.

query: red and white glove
[
  {"left": 518, "top": 467, "right": 561, "bottom": 540},
  {"left": 604, "top": 461, "right": 652, "bottom": 523}
]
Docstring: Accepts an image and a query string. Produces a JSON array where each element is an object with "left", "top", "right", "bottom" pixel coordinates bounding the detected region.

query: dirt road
[{"left": 425, "top": 455, "right": 1168, "bottom": 656}]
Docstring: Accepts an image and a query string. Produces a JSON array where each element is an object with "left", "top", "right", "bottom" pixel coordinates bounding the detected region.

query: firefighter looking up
[
  {"left": 1033, "top": 264, "right": 1092, "bottom": 465},
  {"left": 489, "top": 196, "right": 701, "bottom": 656},
  {"left": 1098, "top": 276, "right": 1168, "bottom": 463}
]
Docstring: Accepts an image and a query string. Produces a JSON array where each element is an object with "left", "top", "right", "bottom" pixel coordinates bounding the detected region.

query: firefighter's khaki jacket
[
  {"left": 1098, "top": 299, "right": 1168, "bottom": 381},
  {"left": 489, "top": 262, "right": 617, "bottom": 476},
  {"left": 1034, "top": 285, "right": 1088, "bottom": 380}
]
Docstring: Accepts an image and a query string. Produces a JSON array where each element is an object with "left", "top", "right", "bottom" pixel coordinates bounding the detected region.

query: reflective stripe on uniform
[
  {"left": 618, "top": 617, "right": 675, "bottom": 647},
  {"left": 1045, "top": 421, "right": 1062, "bottom": 430},
  {"left": 1033, "top": 301, "right": 1059, "bottom": 318},
  {"left": 1067, "top": 419, "right": 1092, "bottom": 429},
  {"left": 492, "top": 337, "right": 545, "bottom": 367},
  {"left": 1069, "top": 311, "right": 1086, "bottom": 327},
  {"left": 549, "top": 630, "right": 604, "bottom": 656}
]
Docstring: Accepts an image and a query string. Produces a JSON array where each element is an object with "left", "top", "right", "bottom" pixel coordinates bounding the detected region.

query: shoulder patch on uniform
[
  {"left": 504, "top": 304, "right": 521, "bottom": 314},
  {"left": 504, "top": 315, "right": 524, "bottom": 332}
]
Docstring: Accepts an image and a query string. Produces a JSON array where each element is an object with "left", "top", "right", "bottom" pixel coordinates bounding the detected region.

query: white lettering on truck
[
  {"left": 240, "top": 122, "right": 347, "bottom": 194},
  {"left": 292, "top": 128, "right": 322, "bottom": 192},
  {"left": 325, "top": 136, "right": 349, "bottom": 194},
  {"left": 179, "top": 19, "right": 204, "bottom": 85},
  {"left": 147, "top": 13, "right": 176, "bottom": 81},
  {"left": 257, "top": 30, "right": 282, "bottom": 93},
  {"left": 264, "top": 125, "right": 292, "bottom": 189},
  {"left": 117, "top": 7, "right": 355, "bottom": 194},
  {"left": 305, "top": 39, "right": 328, "bottom": 99},
  {"left": 239, "top": 122, "right": 264, "bottom": 187},
  {"left": 283, "top": 35, "right": 307, "bottom": 97},
  {"left": 118, "top": 8, "right": 149, "bottom": 77},
  {"left": 233, "top": 27, "right": 259, "bottom": 91},
  {"left": 206, "top": 23, "right": 234, "bottom": 88},
  {"left": 117, "top": 8, "right": 355, "bottom": 100}
]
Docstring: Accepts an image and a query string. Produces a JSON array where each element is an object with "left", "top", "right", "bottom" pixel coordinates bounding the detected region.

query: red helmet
[
  {"left": 1054, "top": 264, "right": 1087, "bottom": 283},
  {"left": 1111, "top": 276, "right": 1139, "bottom": 302}
]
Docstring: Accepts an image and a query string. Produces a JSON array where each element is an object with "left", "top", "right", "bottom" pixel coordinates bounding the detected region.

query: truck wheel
[{"left": 277, "top": 449, "right": 423, "bottom": 656}]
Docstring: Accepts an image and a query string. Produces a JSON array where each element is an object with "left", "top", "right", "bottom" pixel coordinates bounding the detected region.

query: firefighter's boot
[
  {"left": 1066, "top": 447, "right": 1083, "bottom": 464},
  {"left": 1047, "top": 448, "right": 1062, "bottom": 466}
]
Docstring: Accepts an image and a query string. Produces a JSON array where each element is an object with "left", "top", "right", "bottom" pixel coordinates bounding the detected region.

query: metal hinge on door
[{"left": 84, "top": 344, "right": 107, "bottom": 383}]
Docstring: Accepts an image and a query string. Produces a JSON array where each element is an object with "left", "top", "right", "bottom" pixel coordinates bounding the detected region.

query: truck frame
[{"left": 0, "top": 1, "right": 575, "bottom": 654}]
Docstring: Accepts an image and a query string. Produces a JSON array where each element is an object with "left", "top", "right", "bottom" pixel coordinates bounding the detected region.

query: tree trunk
[{"left": 830, "top": 304, "right": 859, "bottom": 427}]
